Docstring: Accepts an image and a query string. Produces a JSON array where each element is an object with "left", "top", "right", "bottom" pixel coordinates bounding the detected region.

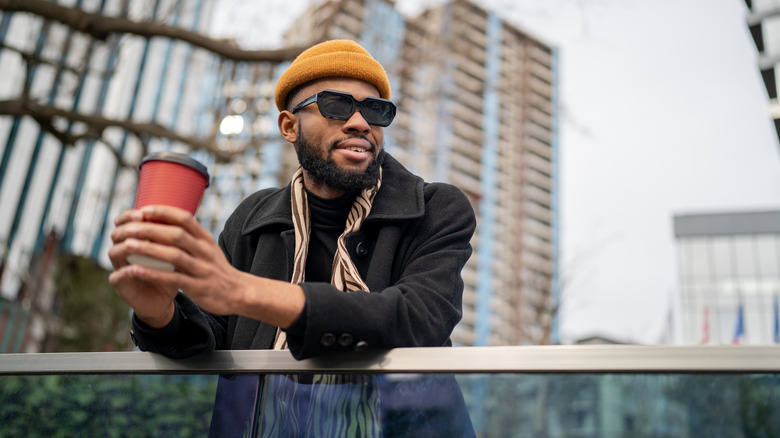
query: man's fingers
[
  {"left": 107, "top": 265, "right": 130, "bottom": 286},
  {"left": 137, "top": 206, "right": 212, "bottom": 240},
  {"left": 124, "top": 238, "right": 181, "bottom": 267},
  {"left": 113, "top": 209, "right": 144, "bottom": 227},
  {"left": 122, "top": 237, "right": 209, "bottom": 277},
  {"left": 113, "top": 220, "right": 206, "bottom": 259},
  {"left": 107, "top": 242, "right": 131, "bottom": 269}
]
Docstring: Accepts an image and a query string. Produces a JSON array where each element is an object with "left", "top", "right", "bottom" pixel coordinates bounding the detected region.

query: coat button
[
  {"left": 355, "top": 242, "right": 368, "bottom": 257},
  {"left": 338, "top": 333, "right": 354, "bottom": 347},
  {"left": 354, "top": 341, "right": 368, "bottom": 352},
  {"left": 320, "top": 333, "right": 336, "bottom": 347}
]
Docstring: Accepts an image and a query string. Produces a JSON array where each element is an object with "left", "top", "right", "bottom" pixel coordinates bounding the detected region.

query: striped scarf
[{"left": 273, "top": 166, "right": 382, "bottom": 350}]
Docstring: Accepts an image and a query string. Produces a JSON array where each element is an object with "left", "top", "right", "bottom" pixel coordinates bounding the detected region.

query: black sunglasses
[{"left": 291, "top": 89, "right": 396, "bottom": 127}]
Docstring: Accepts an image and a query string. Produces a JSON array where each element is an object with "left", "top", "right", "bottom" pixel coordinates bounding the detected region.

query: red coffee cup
[{"left": 127, "top": 152, "right": 210, "bottom": 271}]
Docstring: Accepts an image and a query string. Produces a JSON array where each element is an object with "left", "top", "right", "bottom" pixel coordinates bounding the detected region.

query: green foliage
[
  {"left": 738, "top": 375, "right": 780, "bottom": 438},
  {"left": 51, "top": 254, "right": 134, "bottom": 352},
  {"left": 0, "top": 374, "right": 218, "bottom": 437}
]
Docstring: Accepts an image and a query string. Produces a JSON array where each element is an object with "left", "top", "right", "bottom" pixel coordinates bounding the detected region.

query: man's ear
[{"left": 278, "top": 110, "right": 298, "bottom": 143}]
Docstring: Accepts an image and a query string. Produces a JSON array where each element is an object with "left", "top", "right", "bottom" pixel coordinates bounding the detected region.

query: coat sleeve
[
  {"left": 130, "top": 292, "right": 228, "bottom": 358},
  {"left": 284, "top": 183, "right": 476, "bottom": 360}
]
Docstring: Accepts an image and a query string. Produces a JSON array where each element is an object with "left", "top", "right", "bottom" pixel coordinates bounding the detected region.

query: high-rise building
[
  {"left": 284, "top": 0, "right": 559, "bottom": 346},
  {"left": 744, "top": 0, "right": 780, "bottom": 145},
  {"left": 674, "top": 210, "right": 780, "bottom": 345},
  {"left": 404, "top": 0, "right": 559, "bottom": 346}
]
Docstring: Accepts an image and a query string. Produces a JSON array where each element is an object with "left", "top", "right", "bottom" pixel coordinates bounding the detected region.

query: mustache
[{"left": 329, "top": 135, "right": 377, "bottom": 151}]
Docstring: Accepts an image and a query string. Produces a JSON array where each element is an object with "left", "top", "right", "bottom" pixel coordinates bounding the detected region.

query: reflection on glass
[
  {"left": 257, "top": 374, "right": 475, "bottom": 437},
  {"left": 209, "top": 374, "right": 262, "bottom": 438},
  {"left": 456, "top": 373, "right": 780, "bottom": 438},
  {"left": 1, "top": 372, "right": 779, "bottom": 437}
]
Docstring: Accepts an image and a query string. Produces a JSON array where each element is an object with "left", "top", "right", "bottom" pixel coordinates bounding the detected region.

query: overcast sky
[
  {"left": 473, "top": 0, "right": 780, "bottom": 344},
  {"left": 212, "top": 0, "right": 780, "bottom": 344}
]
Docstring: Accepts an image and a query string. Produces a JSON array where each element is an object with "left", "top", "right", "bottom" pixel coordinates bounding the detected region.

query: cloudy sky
[
  {"left": 212, "top": 0, "right": 780, "bottom": 344},
  {"left": 473, "top": 0, "right": 780, "bottom": 344}
]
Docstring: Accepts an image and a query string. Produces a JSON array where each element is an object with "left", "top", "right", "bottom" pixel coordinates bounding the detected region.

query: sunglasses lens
[
  {"left": 360, "top": 100, "right": 395, "bottom": 127},
  {"left": 319, "top": 93, "right": 355, "bottom": 120},
  {"left": 317, "top": 91, "right": 396, "bottom": 127}
]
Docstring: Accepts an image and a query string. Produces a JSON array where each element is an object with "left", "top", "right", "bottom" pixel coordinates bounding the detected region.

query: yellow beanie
[{"left": 274, "top": 39, "right": 391, "bottom": 111}]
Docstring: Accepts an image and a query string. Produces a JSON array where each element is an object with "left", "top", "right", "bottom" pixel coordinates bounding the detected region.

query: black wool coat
[{"left": 131, "top": 154, "right": 476, "bottom": 360}]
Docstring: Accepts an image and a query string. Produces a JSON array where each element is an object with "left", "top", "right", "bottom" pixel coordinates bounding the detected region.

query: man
[{"left": 108, "top": 39, "right": 477, "bottom": 361}]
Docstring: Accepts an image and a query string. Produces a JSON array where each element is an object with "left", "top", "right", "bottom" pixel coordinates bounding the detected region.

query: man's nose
[{"left": 343, "top": 110, "right": 371, "bottom": 133}]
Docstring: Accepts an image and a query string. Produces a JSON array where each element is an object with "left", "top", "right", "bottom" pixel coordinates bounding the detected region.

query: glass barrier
[
  {"left": 1, "top": 346, "right": 779, "bottom": 437},
  {"left": 1, "top": 374, "right": 220, "bottom": 437}
]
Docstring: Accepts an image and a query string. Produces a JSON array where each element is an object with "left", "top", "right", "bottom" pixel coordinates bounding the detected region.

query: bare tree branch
[
  {"left": 0, "top": 98, "right": 213, "bottom": 149},
  {"left": 0, "top": 97, "right": 277, "bottom": 163},
  {"left": 0, "top": 0, "right": 313, "bottom": 62},
  {"left": 0, "top": 42, "right": 85, "bottom": 77},
  {"left": 0, "top": 0, "right": 331, "bottom": 166},
  {"left": 95, "top": 136, "right": 136, "bottom": 172}
]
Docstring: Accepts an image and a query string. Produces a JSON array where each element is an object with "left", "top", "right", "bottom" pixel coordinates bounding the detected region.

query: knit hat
[{"left": 274, "top": 39, "right": 391, "bottom": 111}]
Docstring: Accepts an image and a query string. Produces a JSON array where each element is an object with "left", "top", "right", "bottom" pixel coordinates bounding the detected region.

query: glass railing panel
[
  {"left": 2, "top": 347, "right": 780, "bottom": 437},
  {"left": 256, "top": 374, "right": 474, "bottom": 437},
  {"left": 0, "top": 374, "right": 222, "bottom": 437},
  {"left": 248, "top": 372, "right": 780, "bottom": 438},
  {"left": 210, "top": 374, "right": 263, "bottom": 437},
  {"left": 454, "top": 373, "right": 780, "bottom": 438}
]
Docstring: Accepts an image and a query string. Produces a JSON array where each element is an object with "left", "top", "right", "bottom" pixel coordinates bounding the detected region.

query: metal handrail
[{"left": 2, "top": 345, "right": 780, "bottom": 375}]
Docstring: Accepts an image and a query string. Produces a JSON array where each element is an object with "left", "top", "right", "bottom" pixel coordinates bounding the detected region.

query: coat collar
[
  {"left": 365, "top": 153, "right": 426, "bottom": 222},
  {"left": 241, "top": 153, "right": 425, "bottom": 235}
]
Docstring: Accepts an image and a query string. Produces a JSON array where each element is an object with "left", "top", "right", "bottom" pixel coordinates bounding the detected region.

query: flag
[
  {"left": 773, "top": 294, "right": 779, "bottom": 344},
  {"left": 732, "top": 302, "right": 744, "bottom": 345},
  {"left": 700, "top": 306, "right": 710, "bottom": 344}
]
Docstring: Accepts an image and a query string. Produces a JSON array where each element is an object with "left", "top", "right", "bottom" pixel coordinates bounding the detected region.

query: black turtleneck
[{"left": 304, "top": 189, "right": 357, "bottom": 282}]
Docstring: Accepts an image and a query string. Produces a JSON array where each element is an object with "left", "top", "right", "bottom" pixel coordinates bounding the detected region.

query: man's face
[
  {"left": 287, "top": 78, "right": 387, "bottom": 196},
  {"left": 295, "top": 123, "right": 385, "bottom": 193}
]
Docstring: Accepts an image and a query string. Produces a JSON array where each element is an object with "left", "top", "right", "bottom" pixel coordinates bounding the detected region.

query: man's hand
[
  {"left": 109, "top": 205, "right": 305, "bottom": 330},
  {"left": 108, "top": 208, "right": 180, "bottom": 327},
  {"left": 109, "top": 206, "right": 246, "bottom": 317}
]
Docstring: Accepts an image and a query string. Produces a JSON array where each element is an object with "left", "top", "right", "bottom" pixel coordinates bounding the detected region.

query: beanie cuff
[{"left": 274, "top": 40, "right": 391, "bottom": 111}]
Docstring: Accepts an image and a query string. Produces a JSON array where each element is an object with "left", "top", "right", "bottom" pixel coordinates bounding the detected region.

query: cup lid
[{"left": 139, "top": 152, "right": 210, "bottom": 186}]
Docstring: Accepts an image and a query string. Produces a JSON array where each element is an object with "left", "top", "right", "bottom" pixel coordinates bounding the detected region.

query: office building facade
[{"left": 674, "top": 210, "right": 780, "bottom": 345}]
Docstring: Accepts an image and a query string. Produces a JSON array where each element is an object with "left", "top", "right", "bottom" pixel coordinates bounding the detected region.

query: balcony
[{"left": 1, "top": 346, "right": 779, "bottom": 436}]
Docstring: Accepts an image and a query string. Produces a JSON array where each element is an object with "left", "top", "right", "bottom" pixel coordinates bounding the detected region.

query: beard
[{"left": 294, "top": 126, "right": 385, "bottom": 192}]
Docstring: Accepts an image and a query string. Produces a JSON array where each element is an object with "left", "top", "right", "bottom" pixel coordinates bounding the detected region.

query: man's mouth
[{"left": 334, "top": 138, "right": 374, "bottom": 161}]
